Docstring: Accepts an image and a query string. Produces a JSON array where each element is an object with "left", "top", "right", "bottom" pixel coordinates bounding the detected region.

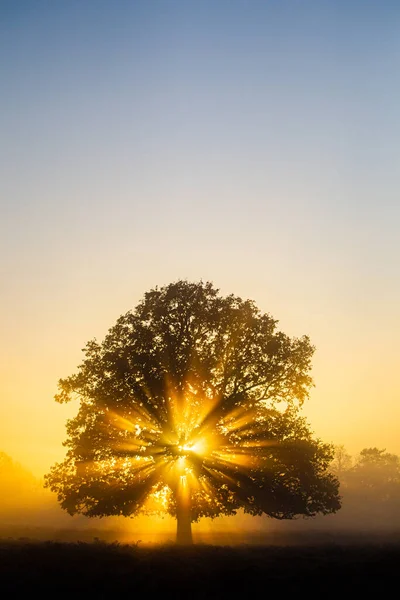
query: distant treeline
[
  {"left": 273, "top": 445, "right": 400, "bottom": 534},
  {"left": 327, "top": 446, "right": 400, "bottom": 530}
]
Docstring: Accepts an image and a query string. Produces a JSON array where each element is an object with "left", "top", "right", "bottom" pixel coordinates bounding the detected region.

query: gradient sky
[{"left": 1, "top": 0, "right": 400, "bottom": 477}]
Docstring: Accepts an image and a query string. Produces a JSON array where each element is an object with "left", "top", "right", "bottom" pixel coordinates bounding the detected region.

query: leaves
[{"left": 45, "top": 280, "right": 340, "bottom": 522}]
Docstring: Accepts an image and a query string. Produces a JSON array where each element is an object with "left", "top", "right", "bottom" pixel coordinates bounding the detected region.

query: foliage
[
  {"left": 0, "top": 451, "right": 37, "bottom": 496},
  {"left": 325, "top": 447, "right": 400, "bottom": 530},
  {"left": 45, "top": 281, "right": 340, "bottom": 526},
  {"left": 345, "top": 448, "right": 400, "bottom": 499},
  {"left": 330, "top": 445, "right": 353, "bottom": 478}
]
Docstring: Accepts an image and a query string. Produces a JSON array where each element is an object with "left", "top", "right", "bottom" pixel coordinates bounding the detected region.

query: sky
[{"left": 1, "top": 0, "right": 400, "bottom": 477}]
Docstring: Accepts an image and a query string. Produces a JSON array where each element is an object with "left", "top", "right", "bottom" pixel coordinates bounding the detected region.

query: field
[{"left": 2, "top": 538, "right": 399, "bottom": 598}]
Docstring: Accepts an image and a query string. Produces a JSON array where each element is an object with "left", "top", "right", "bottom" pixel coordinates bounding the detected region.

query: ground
[{"left": 1, "top": 538, "right": 398, "bottom": 597}]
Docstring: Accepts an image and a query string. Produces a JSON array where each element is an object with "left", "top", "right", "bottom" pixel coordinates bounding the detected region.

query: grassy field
[{"left": 1, "top": 538, "right": 399, "bottom": 597}]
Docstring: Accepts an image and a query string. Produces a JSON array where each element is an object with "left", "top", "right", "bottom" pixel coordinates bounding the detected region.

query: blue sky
[{"left": 1, "top": 0, "right": 400, "bottom": 473}]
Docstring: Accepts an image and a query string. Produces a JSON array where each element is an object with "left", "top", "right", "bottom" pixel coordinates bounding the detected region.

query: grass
[{"left": 1, "top": 538, "right": 399, "bottom": 597}]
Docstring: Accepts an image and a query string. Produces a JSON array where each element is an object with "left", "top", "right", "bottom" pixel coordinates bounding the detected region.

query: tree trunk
[
  {"left": 176, "top": 503, "right": 193, "bottom": 545},
  {"left": 176, "top": 480, "right": 193, "bottom": 545}
]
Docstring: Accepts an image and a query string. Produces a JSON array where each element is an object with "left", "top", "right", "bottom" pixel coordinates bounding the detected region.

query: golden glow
[
  {"left": 189, "top": 438, "right": 208, "bottom": 456},
  {"left": 99, "top": 376, "right": 271, "bottom": 519}
]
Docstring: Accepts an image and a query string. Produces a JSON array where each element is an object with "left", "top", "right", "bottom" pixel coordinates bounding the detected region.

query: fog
[{"left": 2, "top": 446, "right": 400, "bottom": 545}]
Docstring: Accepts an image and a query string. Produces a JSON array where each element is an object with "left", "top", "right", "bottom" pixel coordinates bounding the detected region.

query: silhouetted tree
[
  {"left": 0, "top": 452, "right": 37, "bottom": 496},
  {"left": 0, "top": 451, "right": 46, "bottom": 517},
  {"left": 348, "top": 448, "right": 400, "bottom": 499},
  {"left": 330, "top": 445, "right": 353, "bottom": 480},
  {"left": 329, "top": 447, "right": 400, "bottom": 530},
  {"left": 45, "top": 281, "right": 340, "bottom": 543}
]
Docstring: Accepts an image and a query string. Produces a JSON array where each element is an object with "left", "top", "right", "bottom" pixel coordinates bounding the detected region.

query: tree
[
  {"left": 45, "top": 280, "right": 340, "bottom": 544},
  {"left": 332, "top": 448, "right": 400, "bottom": 530},
  {"left": 0, "top": 451, "right": 45, "bottom": 516},
  {"left": 349, "top": 448, "right": 400, "bottom": 498},
  {"left": 0, "top": 452, "right": 37, "bottom": 497},
  {"left": 330, "top": 445, "right": 353, "bottom": 480}
]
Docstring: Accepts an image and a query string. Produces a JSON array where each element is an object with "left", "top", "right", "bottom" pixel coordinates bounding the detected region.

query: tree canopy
[{"left": 45, "top": 280, "right": 340, "bottom": 543}]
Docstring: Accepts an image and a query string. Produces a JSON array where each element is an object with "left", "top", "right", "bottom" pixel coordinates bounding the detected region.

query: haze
[{"left": 1, "top": 0, "right": 399, "bottom": 489}]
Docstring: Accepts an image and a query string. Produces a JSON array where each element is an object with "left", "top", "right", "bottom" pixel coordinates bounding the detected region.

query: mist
[{"left": 2, "top": 445, "right": 400, "bottom": 545}]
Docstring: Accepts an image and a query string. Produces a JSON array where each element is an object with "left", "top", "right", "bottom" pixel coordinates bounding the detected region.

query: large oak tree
[{"left": 45, "top": 281, "right": 340, "bottom": 543}]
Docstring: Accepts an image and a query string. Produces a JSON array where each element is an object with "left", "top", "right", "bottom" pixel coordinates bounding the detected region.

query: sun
[{"left": 106, "top": 385, "right": 258, "bottom": 524}]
